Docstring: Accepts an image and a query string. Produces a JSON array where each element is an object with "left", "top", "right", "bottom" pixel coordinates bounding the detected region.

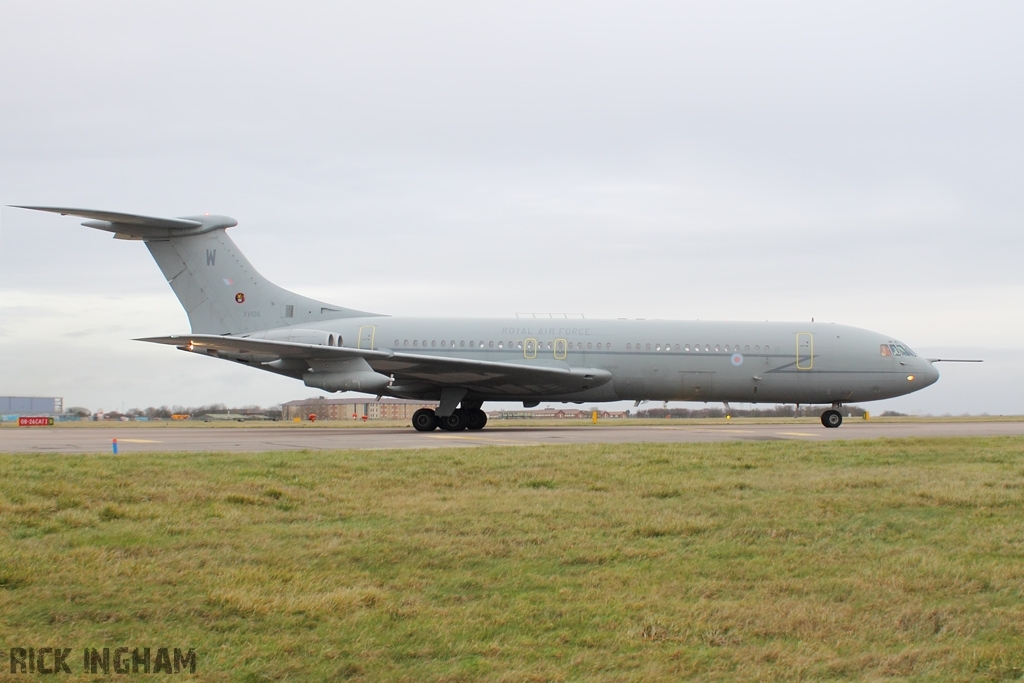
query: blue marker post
[{"left": 112, "top": 438, "right": 118, "bottom": 454}]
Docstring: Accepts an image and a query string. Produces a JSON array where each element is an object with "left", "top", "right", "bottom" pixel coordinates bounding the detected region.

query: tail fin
[{"left": 14, "top": 206, "right": 381, "bottom": 334}]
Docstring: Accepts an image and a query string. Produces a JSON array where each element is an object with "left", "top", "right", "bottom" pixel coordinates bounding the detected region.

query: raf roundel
[
  {"left": 235, "top": 292, "right": 245, "bottom": 304},
  {"left": 731, "top": 353, "right": 743, "bottom": 366}
]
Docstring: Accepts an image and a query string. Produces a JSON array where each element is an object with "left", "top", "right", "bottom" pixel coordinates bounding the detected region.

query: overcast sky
[{"left": 1, "top": 1, "right": 1021, "bottom": 415}]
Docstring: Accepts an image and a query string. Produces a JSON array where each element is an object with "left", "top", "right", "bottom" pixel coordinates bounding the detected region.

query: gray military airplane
[{"left": 18, "top": 206, "right": 958, "bottom": 431}]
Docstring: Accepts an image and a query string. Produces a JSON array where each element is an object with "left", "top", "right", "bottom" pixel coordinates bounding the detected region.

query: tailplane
[{"left": 14, "top": 206, "right": 381, "bottom": 334}]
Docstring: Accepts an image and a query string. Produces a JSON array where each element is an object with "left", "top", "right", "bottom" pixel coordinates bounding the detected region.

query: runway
[{"left": 2, "top": 420, "right": 1024, "bottom": 453}]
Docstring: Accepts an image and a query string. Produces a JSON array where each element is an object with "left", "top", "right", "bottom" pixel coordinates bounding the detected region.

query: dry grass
[{"left": 2, "top": 438, "right": 1024, "bottom": 680}]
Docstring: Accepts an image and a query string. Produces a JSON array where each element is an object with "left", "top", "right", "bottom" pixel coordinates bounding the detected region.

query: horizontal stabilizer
[{"left": 11, "top": 206, "right": 236, "bottom": 239}]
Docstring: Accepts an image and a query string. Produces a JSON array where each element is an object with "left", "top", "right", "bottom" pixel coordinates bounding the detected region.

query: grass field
[{"left": 2, "top": 438, "right": 1024, "bottom": 681}]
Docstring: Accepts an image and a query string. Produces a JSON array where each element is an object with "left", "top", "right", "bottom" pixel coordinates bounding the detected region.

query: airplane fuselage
[{"left": 246, "top": 317, "right": 939, "bottom": 405}]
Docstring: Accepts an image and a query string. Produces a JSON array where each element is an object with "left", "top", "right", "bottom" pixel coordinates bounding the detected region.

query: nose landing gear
[{"left": 821, "top": 408, "right": 843, "bottom": 428}]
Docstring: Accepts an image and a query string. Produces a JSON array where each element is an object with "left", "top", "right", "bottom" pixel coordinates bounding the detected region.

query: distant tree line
[
  {"left": 66, "top": 404, "right": 283, "bottom": 420},
  {"left": 636, "top": 404, "right": 868, "bottom": 419}
]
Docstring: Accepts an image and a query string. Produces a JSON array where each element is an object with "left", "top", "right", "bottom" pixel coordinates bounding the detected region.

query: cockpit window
[{"left": 881, "top": 342, "right": 917, "bottom": 357}]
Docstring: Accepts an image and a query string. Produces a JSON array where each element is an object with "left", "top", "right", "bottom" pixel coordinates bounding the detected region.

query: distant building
[
  {"left": 0, "top": 396, "right": 63, "bottom": 418},
  {"left": 281, "top": 397, "right": 438, "bottom": 421}
]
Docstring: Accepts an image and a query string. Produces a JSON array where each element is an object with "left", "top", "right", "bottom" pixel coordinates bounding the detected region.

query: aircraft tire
[
  {"left": 465, "top": 409, "right": 488, "bottom": 430},
  {"left": 412, "top": 408, "right": 439, "bottom": 432},
  {"left": 438, "top": 410, "right": 467, "bottom": 431},
  {"left": 821, "top": 410, "right": 843, "bottom": 428}
]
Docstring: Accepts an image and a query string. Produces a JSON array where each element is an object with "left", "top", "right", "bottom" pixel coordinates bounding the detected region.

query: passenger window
[
  {"left": 498, "top": 341, "right": 503, "bottom": 348},
  {"left": 684, "top": 344, "right": 690, "bottom": 351},
  {"left": 441, "top": 340, "right": 447, "bottom": 347},
  {"left": 489, "top": 341, "right": 494, "bottom": 348},
  {"left": 460, "top": 341, "right": 465, "bottom": 348},
  {"left": 517, "top": 341, "right": 523, "bottom": 349},
  {"left": 626, "top": 343, "right": 632, "bottom": 350},
  {"left": 577, "top": 342, "right": 583, "bottom": 349},
  {"left": 715, "top": 345, "right": 720, "bottom": 352},
  {"left": 394, "top": 339, "right": 400, "bottom": 346},
  {"left": 655, "top": 344, "right": 661, "bottom": 351},
  {"left": 404, "top": 340, "right": 409, "bottom": 347},
  {"left": 413, "top": 340, "right": 419, "bottom": 347},
  {"left": 509, "top": 341, "right": 514, "bottom": 348},
  {"left": 469, "top": 341, "right": 475, "bottom": 348},
  {"left": 754, "top": 345, "right": 760, "bottom": 351},
  {"left": 705, "top": 344, "right": 710, "bottom": 352},
  {"left": 724, "top": 345, "right": 729, "bottom": 352},
  {"left": 675, "top": 344, "right": 680, "bottom": 351},
  {"left": 606, "top": 343, "right": 612, "bottom": 350},
  {"left": 744, "top": 345, "right": 749, "bottom": 352},
  {"left": 596, "top": 342, "right": 602, "bottom": 350},
  {"left": 646, "top": 343, "right": 651, "bottom": 351}
]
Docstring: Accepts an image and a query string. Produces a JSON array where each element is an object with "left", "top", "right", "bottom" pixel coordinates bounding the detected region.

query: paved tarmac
[{"left": 2, "top": 420, "right": 1024, "bottom": 453}]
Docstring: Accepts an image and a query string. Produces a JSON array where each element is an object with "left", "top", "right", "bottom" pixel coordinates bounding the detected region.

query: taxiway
[{"left": 2, "top": 420, "right": 1023, "bottom": 453}]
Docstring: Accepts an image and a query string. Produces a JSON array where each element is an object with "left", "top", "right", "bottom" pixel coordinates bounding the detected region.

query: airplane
[{"left": 15, "top": 206, "right": 970, "bottom": 431}]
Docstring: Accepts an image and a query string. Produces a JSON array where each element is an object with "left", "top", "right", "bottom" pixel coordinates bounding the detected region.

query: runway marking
[{"left": 427, "top": 434, "right": 522, "bottom": 445}]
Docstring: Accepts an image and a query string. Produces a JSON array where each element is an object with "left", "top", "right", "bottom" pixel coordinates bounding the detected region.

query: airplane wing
[{"left": 138, "top": 334, "right": 611, "bottom": 397}]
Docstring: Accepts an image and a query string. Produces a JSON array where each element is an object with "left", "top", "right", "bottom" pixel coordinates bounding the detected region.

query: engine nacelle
[
  {"left": 302, "top": 357, "right": 391, "bottom": 393},
  {"left": 250, "top": 327, "right": 343, "bottom": 347}
]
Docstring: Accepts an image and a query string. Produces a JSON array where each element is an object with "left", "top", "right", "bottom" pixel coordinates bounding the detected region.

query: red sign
[{"left": 18, "top": 416, "right": 54, "bottom": 427}]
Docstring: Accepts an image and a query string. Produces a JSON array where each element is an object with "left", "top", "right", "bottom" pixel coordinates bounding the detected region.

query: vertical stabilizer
[{"left": 14, "top": 207, "right": 381, "bottom": 334}]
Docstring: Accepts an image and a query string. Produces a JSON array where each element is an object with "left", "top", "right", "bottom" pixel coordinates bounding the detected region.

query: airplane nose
[{"left": 918, "top": 360, "right": 940, "bottom": 387}]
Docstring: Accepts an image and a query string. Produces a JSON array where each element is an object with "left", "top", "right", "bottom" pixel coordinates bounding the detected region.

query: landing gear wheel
[
  {"left": 438, "top": 410, "right": 467, "bottom": 431},
  {"left": 412, "top": 408, "right": 438, "bottom": 432},
  {"left": 821, "top": 410, "right": 843, "bottom": 428},
  {"left": 465, "top": 409, "right": 488, "bottom": 430}
]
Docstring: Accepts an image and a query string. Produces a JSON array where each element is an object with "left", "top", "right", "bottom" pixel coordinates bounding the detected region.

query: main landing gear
[
  {"left": 821, "top": 408, "right": 843, "bottom": 428},
  {"left": 411, "top": 407, "right": 488, "bottom": 432}
]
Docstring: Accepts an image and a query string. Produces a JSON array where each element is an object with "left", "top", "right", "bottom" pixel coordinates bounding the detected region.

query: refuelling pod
[
  {"left": 250, "top": 327, "right": 344, "bottom": 347},
  {"left": 303, "top": 357, "right": 391, "bottom": 393}
]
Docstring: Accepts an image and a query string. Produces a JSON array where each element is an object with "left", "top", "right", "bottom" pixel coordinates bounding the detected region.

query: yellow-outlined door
[
  {"left": 553, "top": 338, "right": 567, "bottom": 360},
  {"left": 796, "top": 332, "right": 813, "bottom": 370},
  {"left": 358, "top": 325, "right": 376, "bottom": 350},
  {"left": 524, "top": 338, "right": 537, "bottom": 359}
]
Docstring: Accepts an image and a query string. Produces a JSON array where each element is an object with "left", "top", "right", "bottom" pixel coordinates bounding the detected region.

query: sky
[{"left": 1, "top": 1, "right": 1021, "bottom": 415}]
